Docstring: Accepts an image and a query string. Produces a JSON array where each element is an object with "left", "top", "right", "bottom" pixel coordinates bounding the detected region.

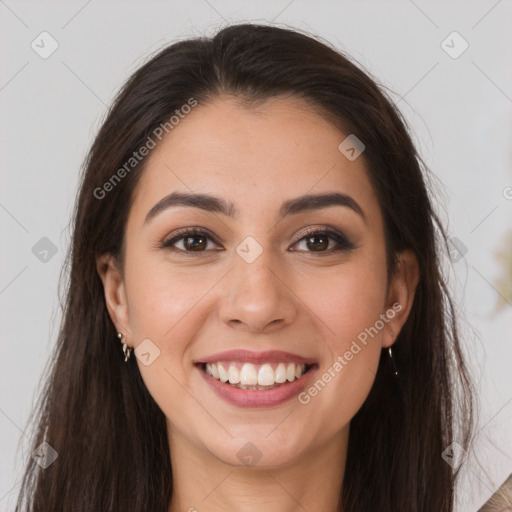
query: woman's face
[{"left": 98, "top": 95, "right": 418, "bottom": 469}]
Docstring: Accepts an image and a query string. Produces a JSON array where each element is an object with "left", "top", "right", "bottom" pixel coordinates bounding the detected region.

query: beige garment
[{"left": 477, "top": 473, "right": 512, "bottom": 512}]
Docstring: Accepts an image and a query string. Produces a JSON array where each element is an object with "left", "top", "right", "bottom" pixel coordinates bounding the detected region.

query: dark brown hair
[{"left": 14, "top": 23, "right": 475, "bottom": 511}]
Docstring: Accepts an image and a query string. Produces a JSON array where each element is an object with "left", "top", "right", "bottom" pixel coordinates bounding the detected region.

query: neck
[{"left": 167, "top": 424, "right": 348, "bottom": 512}]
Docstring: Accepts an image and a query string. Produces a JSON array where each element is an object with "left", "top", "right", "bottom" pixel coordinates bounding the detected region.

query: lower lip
[{"left": 197, "top": 364, "right": 317, "bottom": 408}]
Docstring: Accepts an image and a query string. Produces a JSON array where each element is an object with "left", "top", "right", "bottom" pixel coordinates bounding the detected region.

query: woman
[{"left": 14, "top": 23, "right": 476, "bottom": 511}]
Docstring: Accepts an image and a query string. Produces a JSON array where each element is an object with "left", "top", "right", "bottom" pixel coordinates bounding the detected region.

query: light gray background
[{"left": 1, "top": 1, "right": 511, "bottom": 511}]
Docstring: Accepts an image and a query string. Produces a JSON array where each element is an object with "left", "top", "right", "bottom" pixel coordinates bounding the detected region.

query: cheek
[
  {"left": 121, "top": 258, "right": 215, "bottom": 413},
  {"left": 297, "top": 252, "right": 388, "bottom": 344},
  {"left": 124, "top": 257, "right": 210, "bottom": 342},
  {"left": 294, "top": 253, "right": 387, "bottom": 427},
  {"left": 122, "top": 260, "right": 210, "bottom": 417}
]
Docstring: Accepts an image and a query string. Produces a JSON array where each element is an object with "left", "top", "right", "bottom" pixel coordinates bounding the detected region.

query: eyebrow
[{"left": 144, "top": 191, "right": 366, "bottom": 225}]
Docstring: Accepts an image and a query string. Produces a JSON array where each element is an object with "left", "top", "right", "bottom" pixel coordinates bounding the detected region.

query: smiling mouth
[{"left": 198, "top": 361, "right": 315, "bottom": 390}]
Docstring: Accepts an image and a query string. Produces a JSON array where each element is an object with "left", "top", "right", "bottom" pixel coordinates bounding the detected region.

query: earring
[
  {"left": 388, "top": 347, "right": 399, "bottom": 377},
  {"left": 388, "top": 328, "right": 399, "bottom": 377},
  {"left": 117, "top": 332, "right": 132, "bottom": 362}
]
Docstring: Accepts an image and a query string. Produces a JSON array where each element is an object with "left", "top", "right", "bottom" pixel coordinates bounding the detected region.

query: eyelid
[
  {"left": 161, "top": 226, "right": 221, "bottom": 246},
  {"left": 290, "top": 224, "right": 352, "bottom": 246}
]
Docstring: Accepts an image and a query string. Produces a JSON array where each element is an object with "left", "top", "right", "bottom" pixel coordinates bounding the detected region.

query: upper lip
[{"left": 196, "top": 349, "right": 317, "bottom": 365}]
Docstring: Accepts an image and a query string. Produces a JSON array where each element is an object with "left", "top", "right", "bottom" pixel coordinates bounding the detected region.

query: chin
[{"left": 203, "top": 428, "right": 308, "bottom": 470}]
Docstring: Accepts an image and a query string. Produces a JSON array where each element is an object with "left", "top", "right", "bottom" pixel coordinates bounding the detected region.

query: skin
[{"left": 97, "top": 95, "right": 419, "bottom": 512}]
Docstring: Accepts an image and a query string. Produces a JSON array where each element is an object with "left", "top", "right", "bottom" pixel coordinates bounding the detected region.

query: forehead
[{"left": 129, "top": 95, "right": 380, "bottom": 227}]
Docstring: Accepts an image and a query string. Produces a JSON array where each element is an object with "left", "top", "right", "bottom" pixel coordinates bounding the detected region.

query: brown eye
[
  {"left": 181, "top": 234, "right": 208, "bottom": 251},
  {"left": 291, "top": 228, "right": 356, "bottom": 253},
  {"left": 161, "top": 228, "right": 219, "bottom": 253},
  {"left": 302, "top": 233, "right": 330, "bottom": 251}
]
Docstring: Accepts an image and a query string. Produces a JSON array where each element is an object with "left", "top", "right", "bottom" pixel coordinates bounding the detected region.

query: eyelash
[{"left": 160, "top": 226, "right": 356, "bottom": 256}]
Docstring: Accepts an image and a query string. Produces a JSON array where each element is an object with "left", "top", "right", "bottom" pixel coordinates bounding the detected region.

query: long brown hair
[{"left": 14, "top": 23, "right": 476, "bottom": 511}]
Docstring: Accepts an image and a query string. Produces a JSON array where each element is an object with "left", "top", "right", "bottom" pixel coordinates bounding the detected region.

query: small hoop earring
[
  {"left": 117, "top": 332, "right": 132, "bottom": 362},
  {"left": 388, "top": 346, "right": 399, "bottom": 377}
]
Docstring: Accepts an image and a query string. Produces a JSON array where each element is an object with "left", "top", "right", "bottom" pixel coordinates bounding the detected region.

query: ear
[
  {"left": 96, "top": 253, "right": 132, "bottom": 343},
  {"left": 382, "top": 249, "right": 420, "bottom": 348}
]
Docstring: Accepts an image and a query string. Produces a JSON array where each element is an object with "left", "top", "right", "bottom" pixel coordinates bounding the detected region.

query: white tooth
[
  {"left": 218, "top": 363, "right": 228, "bottom": 382},
  {"left": 206, "top": 363, "right": 212, "bottom": 375},
  {"left": 286, "top": 363, "right": 296, "bottom": 382},
  {"left": 211, "top": 363, "right": 219, "bottom": 379},
  {"left": 240, "top": 363, "right": 258, "bottom": 385},
  {"left": 295, "top": 364, "right": 303, "bottom": 379},
  {"left": 228, "top": 365, "right": 240, "bottom": 384},
  {"left": 275, "top": 363, "right": 287, "bottom": 383},
  {"left": 258, "top": 363, "right": 275, "bottom": 386}
]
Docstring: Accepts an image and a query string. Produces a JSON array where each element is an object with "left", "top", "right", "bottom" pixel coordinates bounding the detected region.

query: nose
[{"left": 218, "top": 248, "right": 297, "bottom": 334}]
